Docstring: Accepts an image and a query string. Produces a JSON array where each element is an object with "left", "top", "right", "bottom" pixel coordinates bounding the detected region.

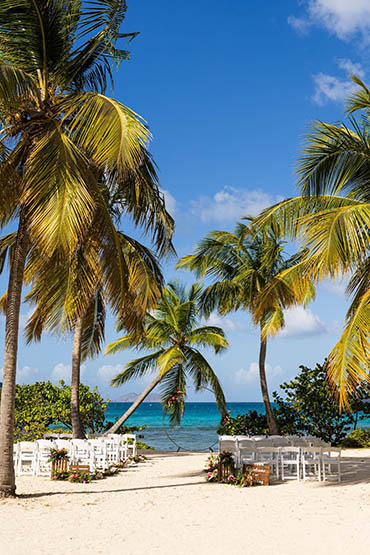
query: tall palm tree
[
  {"left": 104, "top": 282, "right": 229, "bottom": 433},
  {"left": 0, "top": 0, "right": 161, "bottom": 497},
  {"left": 178, "top": 221, "right": 314, "bottom": 434},
  {"left": 254, "top": 75, "right": 370, "bottom": 408}
]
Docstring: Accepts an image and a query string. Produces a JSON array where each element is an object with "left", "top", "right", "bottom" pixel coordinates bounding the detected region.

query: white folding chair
[
  {"left": 89, "top": 439, "right": 108, "bottom": 471},
  {"left": 55, "top": 439, "right": 74, "bottom": 460},
  {"left": 18, "top": 441, "right": 38, "bottom": 476},
  {"left": 35, "top": 440, "right": 56, "bottom": 476},
  {"left": 301, "top": 447, "right": 322, "bottom": 481},
  {"left": 218, "top": 437, "right": 239, "bottom": 468},
  {"left": 256, "top": 447, "right": 280, "bottom": 478},
  {"left": 104, "top": 438, "right": 120, "bottom": 466},
  {"left": 237, "top": 439, "right": 257, "bottom": 467},
  {"left": 280, "top": 446, "right": 301, "bottom": 481},
  {"left": 123, "top": 434, "right": 137, "bottom": 458},
  {"left": 71, "top": 439, "right": 95, "bottom": 472},
  {"left": 322, "top": 447, "right": 341, "bottom": 482},
  {"left": 107, "top": 434, "right": 128, "bottom": 461}
]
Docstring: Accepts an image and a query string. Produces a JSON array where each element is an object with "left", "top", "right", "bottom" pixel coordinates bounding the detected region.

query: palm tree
[
  {"left": 177, "top": 221, "right": 314, "bottom": 434},
  {"left": 104, "top": 282, "right": 229, "bottom": 433},
  {"left": 253, "top": 75, "right": 370, "bottom": 408},
  {"left": 0, "top": 0, "right": 164, "bottom": 497}
]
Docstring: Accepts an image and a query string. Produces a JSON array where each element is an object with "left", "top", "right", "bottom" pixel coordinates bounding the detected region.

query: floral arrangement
[
  {"left": 68, "top": 472, "right": 92, "bottom": 484},
  {"left": 129, "top": 454, "right": 147, "bottom": 464},
  {"left": 52, "top": 466, "right": 119, "bottom": 483},
  {"left": 47, "top": 448, "right": 69, "bottom": 462},
  {"left": 165, "top": 390, "right": 184, "bottom": 409},
  {"left": 221, "top": 410, "right": 231, "bottom": 427},
  {"left": 204, "top": 451, "right": 256, "bottom": 488}
]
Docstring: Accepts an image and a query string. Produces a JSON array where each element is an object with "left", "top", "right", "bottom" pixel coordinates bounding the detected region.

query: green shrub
[
  {"left": 218, "top": 410, "right": 268, "bottom": 436},
  {"left": 341, "top": 428, "right": 370, "bottom": 448}
]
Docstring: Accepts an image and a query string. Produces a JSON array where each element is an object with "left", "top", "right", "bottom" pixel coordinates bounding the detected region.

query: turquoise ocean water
[{"left": 106, "top": 402, "right": 370, "bottom": 451}]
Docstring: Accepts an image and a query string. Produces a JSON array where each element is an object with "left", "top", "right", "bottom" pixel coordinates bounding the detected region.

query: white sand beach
[{"left": 1, "top": 449, "right": 370, "bottom": 555}]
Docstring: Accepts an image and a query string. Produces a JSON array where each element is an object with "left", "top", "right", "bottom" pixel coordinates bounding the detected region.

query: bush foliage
[
  {"left": 0, "top": 381, "right": 154, "bottom": 447},
  {"left": 219, "top": 363, "right": 370, "bottom": 445},
  {"left": 341, "top": 428, "right": 370, "bottom": 448},
  {"left": 11, "top": 381, "right": 107, "bottom": 441}
]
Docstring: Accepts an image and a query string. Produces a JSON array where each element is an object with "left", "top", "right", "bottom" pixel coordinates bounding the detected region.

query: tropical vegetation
[
  {"left": 105, "top": 281, "right": 229, "bottom": 432},
  {"left": 178, "top": 220, "right": 314, "bottom": 434}
]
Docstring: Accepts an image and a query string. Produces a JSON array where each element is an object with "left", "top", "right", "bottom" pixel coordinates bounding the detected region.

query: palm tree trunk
[
  {"left": 105, "top": 374, "right": 162, "bottom": 435},
  {"left": 71, "top": 315, "right": 86, "bottom": 439},
  {"left": 259, "top": 331, "right": 280, "bottom": 435},
  {"left": 0, "top": 210, "right": 29, "bottom": 498}
]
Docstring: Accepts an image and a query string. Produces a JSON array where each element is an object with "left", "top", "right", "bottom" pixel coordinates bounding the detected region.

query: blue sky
[{"left": 1, "top": 0, "right": 369, "bottom": 402}]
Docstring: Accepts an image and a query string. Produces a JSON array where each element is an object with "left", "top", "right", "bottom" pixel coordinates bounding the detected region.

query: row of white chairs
[
  {"left": 219, "top": 437, "right": 341, "bottom": 481},
  {"left": 13, "top": 434, "right": 137, "bottom": 477},
  {"left": 219, "top": 435, "right": 329, "bottom": 449}
]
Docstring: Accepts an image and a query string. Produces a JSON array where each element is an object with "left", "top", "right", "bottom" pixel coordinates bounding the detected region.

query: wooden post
[{"left": 51, "top": 459, "right": 69, "bottom": 478}]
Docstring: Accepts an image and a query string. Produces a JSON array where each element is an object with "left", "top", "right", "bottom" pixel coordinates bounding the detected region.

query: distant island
[{"left": 113, "top": 392, "right": 161, "bottom": 403}]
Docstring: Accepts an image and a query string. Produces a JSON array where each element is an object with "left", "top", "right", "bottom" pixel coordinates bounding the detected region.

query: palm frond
[{"left": 326, "top": 289, "right": 370, "bottom": 408}]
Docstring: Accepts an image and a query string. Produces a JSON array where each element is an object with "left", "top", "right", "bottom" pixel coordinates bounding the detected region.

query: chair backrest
[
  {"left": 253, "top": 439, "right": 273, "bottom": 447},
  {"left": 71, "top": 439, "right": 90, "bottom": 451},
  {"left": 19, "top": 441, "right": 38, "bottom": 453},
  {"left": 219, "top": 439, "right": 238, "bottom": 453},
  {"left": 280, "top": 446, "right": 300, "bottom": 457},
  {"left": 36, "top": 439, "right": 56, "bottom": 450},
  {"left": 237, "top": 439, "right": 255, "bottom": 450},
  {"left": 218, "top": 435, "right": 235, "bottom": 441},
  {"left": 322, "top": 447, "right": 341, "bottom": 459},
  {"left": 89, "top": 439, "right": 106, "bottom": 452},
  {"left": 272, "top": 437, "right": 290, "bottom": 447},
  {"left": 256, "top": 446, "right": 280, "bottom": 460},
  {"left": 252, "top": 436, "right": 267, "bottom": 440},
  {"left": 55, "top": 439, "right": 72, "bottom": 450}
]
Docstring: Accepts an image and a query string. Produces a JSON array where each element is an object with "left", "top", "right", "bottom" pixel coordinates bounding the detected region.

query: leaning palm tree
[
  {"left": 105, "top": 282, "right": 229, "bottom": 433},
  {"left": 178, "top": 221, "right": 314, "bottom": 434},
  {"left": 253, "top": 75, "right": 370, "bottom": 409},
  {"left": 0, "top": 0, "right": 164, "bottom": 497}
]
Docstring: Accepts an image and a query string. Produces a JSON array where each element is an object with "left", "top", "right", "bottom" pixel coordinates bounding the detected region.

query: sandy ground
[{"left": 0, "top": 449, "right": 370, "bottom": 555}]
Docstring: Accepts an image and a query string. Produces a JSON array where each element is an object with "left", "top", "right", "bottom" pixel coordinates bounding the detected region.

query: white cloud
[
  {"left": 289, "top": 0, "right": 370, "bottom": 41},
  {"left": 312, "top": 58, "right": 364, "bottom": 105},
  {"left": 337, "top": 58, "right": 365, "bottom": 76},
  {"left": 51, "top": 363, "right": 71, "bottom": 382},
  {"left": 287, "top": 15, "right": 310, "bottom": 34},
  {"left": 323, "top": 276, "right": 349, "bottom": 297},
  {"left": 191, "top": 186, "right": 283, "bottom": 223},
  {"left": 234, "top": 362, "right": 283, "bottom": 385},
  {"left": 97, "top": 364, "right": 125, "bottom": 382},
  {"left": 160, "top": 188, "right": 177, "bottom": 215},
  {"left": 279, "top": 306, "right": 327, "bottom": 338},
  {"left": 51, "top": 362, "right": 86, "bottom": 383},
  {"left": 204, "top": 312, "right": 245, "bottom": 332}
]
